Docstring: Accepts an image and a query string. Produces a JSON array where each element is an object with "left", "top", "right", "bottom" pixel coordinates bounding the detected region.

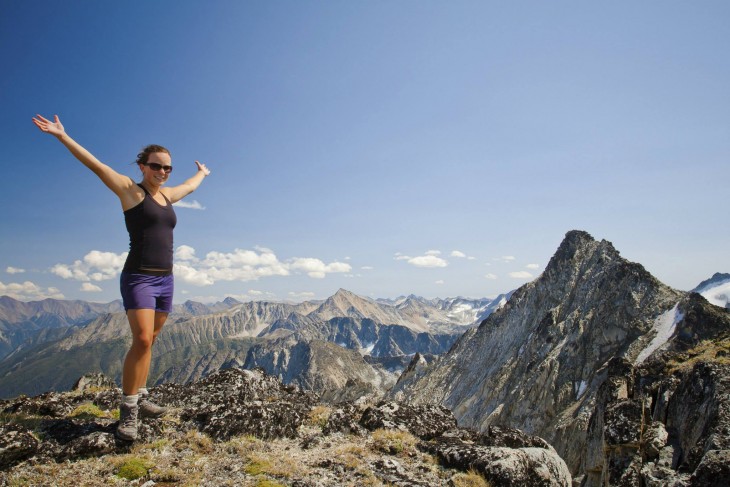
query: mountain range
[{"left": 0, "top": 287, "right": 496, "bottom": 398}]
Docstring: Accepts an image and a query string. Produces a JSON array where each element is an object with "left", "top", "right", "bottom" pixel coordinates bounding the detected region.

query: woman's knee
[{"left": 131, "top": 332, "right": 154, "bottom": 350}]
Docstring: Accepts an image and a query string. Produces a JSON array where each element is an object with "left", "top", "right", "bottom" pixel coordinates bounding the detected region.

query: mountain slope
[{"left": 390, "top": 230, "right": 684, "bottom": 473}]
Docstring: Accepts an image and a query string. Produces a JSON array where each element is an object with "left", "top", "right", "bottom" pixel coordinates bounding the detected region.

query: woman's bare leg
[
  {"left": 140, "top": 311, "right": 168, "bottom": 387},
  {"left": 122, "top": 309, "right": 160, "bottom": 395}
]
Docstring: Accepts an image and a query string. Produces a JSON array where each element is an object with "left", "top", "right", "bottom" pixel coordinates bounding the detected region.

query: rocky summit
[
  {"left": 0, "top": 368, "right": 571, "bottom": 486},
  {"left": 389, "top": 230, "right": 730, "bottom": 485}
]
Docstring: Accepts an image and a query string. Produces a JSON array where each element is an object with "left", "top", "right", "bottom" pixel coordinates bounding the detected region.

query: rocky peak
[{"left": 390, "top": 230, "right": 684, "bottom": 474}]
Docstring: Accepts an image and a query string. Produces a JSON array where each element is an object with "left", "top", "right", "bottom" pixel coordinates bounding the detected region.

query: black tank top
[{"left": 122, "top": 183, "right": 177, "bottom": 275}]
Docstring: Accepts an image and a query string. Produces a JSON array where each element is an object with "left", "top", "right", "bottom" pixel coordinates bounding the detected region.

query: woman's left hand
[{"left": 195, "top": 161, "right": 211, "bottom": 176}]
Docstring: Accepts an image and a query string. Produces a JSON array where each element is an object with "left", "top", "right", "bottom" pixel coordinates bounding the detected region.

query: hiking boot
[
  {"left": 138, "top": 394, "right": 168, "bottom": 418},
  {"left": 116, "top": 403, "right": 138, "bottom": 441}
]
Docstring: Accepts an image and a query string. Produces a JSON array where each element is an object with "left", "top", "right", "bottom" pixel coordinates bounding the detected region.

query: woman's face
[{"left": 140, "top": 152, "right": 172, "bottom": 186}]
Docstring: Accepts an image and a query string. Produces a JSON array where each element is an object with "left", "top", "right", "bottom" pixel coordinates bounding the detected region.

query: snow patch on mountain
[{"left": 636, "top": 303, "right": 684, "bottom": 364}]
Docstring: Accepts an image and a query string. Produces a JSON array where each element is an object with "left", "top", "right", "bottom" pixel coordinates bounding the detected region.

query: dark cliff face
[{"left": 581, "top": 292, "right": 730, "bottom": 486}]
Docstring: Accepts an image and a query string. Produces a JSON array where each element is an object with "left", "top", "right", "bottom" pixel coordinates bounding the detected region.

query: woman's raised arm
[
  {"left": 161, "top": 161, "right": 211, "bottom": 204},
  {"left": 32, "top": 114, "right": 135, "bottom": 199}
]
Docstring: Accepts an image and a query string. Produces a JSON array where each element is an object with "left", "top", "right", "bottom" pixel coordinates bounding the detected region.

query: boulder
[
  {"left": 360, "top": 401, "right": 456, "bottom": 440},
  {"left": 424, "top": 436, "right": 571, "bottom": 487}
]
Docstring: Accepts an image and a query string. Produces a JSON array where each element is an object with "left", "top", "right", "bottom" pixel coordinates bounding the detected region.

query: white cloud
[
  {"left": 290, "top": 258, "right": 352, "bottom": 279},
  {"left": 502, "top": 256, "right": 516, "bottom": 262},
  {"left": 175, "top": 247, "right": 351, "bottom": 283},
  {"left": 0, "top": 280, "right": 64, "bottom": 301},
  {"left": 485, "top": 273, "right": 498, "bottom": 280},
  {"left": 435, "top": 280, "right": 444, "bottom": 285},
  {"left": 175, "top": 245, "right": 198, "bottom": 262},
  {"left": 81, "top": 282, "right": 102, "bottom": 292},
  {"left": 407, "top": 255, "right": 448, "bottom": 268},
  {"left": 450, "top": 250, "right": 467, "bottom": 258},
  {"left": 173, "top": 200, "right": 205, "bottom": 210},
  {"left": 198, "top": 248, "right": 290, "bottom": 282},
  {"left": 52, "top": 250, "right": 128, "bottom": 282},
  {"left": 174, "top": 263, "right": 214, "bottom": 286},
  {"left": 396, "top": 250, "right": 449, "bottom": 268},
  {"left": 526, "top": 263, "right": 540, "bottom": 269},
  {"left": 361, "top": 266, "right": 374, "bottom": 270},
  {"left": 55, "top": 245, "right": 354, "bottom": 288},
  {"left": 509, "top": 271, "right": 534, "bottom": 279},
  {"left": 6, "top": 266, "right": 25, "bottom": 274}
]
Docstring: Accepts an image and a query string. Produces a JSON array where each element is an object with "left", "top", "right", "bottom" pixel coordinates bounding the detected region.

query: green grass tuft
[{"left": 115, "top": 456, "right": 154, "bottom": 480}]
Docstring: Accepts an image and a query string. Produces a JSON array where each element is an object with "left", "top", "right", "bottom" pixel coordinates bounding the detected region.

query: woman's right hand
[{"left": 32, "top": 114, "right": 65, "bottom": 137}]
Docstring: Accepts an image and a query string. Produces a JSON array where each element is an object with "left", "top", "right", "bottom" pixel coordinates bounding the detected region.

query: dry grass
[
  {"left": 244, "top": 451, "right": 305, "bottom": 479},
  {"left": 307, "top": 405, "right": 332, "bottom": 428},
  {"left": 667, "top": 338, "right": 730, "bottom": 373},
  {"left": 178, "top": 429, "right": 215, "bottom": 454},
  {"left": 223, "top": 434, "right": 264, "bottom": 455},
  {"left": 451, "top": 468, "right": 493, "bottom": 487},
  {"left": 371, "top": 428, "right": 418, "bottom": 456}
]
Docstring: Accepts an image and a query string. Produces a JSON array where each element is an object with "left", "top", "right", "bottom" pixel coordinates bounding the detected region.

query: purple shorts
[{"left": 120, "top": 272, "right": 174, "bottom": 313}]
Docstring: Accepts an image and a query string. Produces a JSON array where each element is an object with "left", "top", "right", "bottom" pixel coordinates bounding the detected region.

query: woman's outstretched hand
[
  {"left": 32, "top": 114, "right": 65, "bottom": 137},
  {"left": 195, "top": 160, "right": 211, "bottom": 176}
]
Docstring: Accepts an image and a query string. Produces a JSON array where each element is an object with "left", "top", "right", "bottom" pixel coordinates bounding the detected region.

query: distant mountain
[
  {"left": 692, "top": 272, "right": 730, "bottom": 309},
  {"left": 0, "top": 297, "right": 123, "bottom": 360},
  {"left": 0, "top": 287, "right": 488, "bottom": 398},
  {"left": 376, "top": 294, "right": 506, "bottom": 330}
]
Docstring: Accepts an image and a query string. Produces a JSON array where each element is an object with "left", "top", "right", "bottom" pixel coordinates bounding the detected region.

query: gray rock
[
  {"left": 71, "top": 373, "right": 116, "bottom": 392},
  {"left": 425, "top": 437, "right": 571, "bottom": 487},
  {"left": 643, "top": 422, "right": 668, "bottom": 460},
  {"left": 156, "top": 367, "right": 317, "bottom": 441},
  {"left": 322, "top": 403, "right": 368, "bottom": 436},
  {"left": 689, "top": 449, "right": 730, "bottom": 487},
  {"left": 360, "top": 401, "right": 457, "bottom": 440},
  {"left": 0, "top": 423, "right": 39, "bottom": 469}
]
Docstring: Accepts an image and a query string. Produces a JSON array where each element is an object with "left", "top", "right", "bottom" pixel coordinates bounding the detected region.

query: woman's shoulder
[{"left": 120, "top": 179, "right": 146, "bottom": 211}]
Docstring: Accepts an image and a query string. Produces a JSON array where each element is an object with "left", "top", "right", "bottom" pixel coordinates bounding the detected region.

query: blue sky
[{"left": 1, "top": 1, "right": 728, "bottom": 304}]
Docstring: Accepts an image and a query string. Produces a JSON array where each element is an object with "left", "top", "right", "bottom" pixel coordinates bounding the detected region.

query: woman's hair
[{"left": 135, "top": 144, "right": 171, "bottom": 166}]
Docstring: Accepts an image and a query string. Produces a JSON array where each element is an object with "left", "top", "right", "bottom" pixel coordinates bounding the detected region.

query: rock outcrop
[{"left": 0, "top": 370, "right": 572, "bottom": 486}]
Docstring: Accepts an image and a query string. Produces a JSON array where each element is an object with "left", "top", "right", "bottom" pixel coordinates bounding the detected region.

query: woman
[{"left": 33, "top": 114, "right": 210, "bottom": 440}]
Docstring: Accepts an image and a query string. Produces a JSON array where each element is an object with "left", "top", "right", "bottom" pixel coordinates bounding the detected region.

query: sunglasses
[{"left": 143, "top": 162, "right": 173, "bottom": 173}]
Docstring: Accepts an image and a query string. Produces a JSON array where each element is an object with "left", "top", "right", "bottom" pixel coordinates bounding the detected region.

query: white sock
[
  {"left": 122, "top": 394, "right": 139, "bottom": 407},
  {"left": 138, "top": 387, "right": 149, "bottom": 396}
]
